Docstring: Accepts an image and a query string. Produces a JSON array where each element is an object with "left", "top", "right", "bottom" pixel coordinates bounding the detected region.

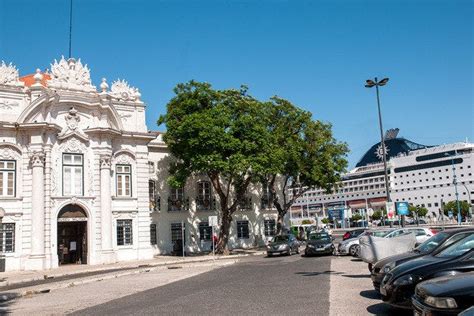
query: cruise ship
[{"left": 290, "top": 129, "right": 474, "bottom": 225}]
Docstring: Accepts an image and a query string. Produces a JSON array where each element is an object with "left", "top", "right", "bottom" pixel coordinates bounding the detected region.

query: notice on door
[{"left": 70, "top": 241, "right": 77, "bottom": 251}]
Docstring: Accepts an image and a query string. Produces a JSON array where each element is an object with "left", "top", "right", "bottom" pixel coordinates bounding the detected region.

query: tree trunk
[
  {"left": 216, "top": 211, "right": 233, "bottom": 254},
  {"left": 276, "top": 211, "right": 285, "bottom": 235}
]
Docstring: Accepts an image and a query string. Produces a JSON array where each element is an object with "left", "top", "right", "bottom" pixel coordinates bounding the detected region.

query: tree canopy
[
  {"left": 443, "top": 200, "right": 472, "bottom": 218},
  {"left": 158, "top": 81, "right": 272, "bottom": 253},
  {"left": 158, "top": 80, "right": 348, "bottom": 252},
  {"left": 408, "top": 205, "right": 428, "bottom": 218},
  {"left": 261, "top": 97, "right": 348, "bottom": 232}
]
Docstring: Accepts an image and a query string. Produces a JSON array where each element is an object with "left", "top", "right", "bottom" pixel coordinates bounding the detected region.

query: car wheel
[
  {"left": 368, "top": 263, "right": 373, "bottom": 273},
  {"left": 349, "top": 244, "right": 358, "bottom": 256},
  {"left": 267, "top": 253, "right": 272, "bottom": 257}
]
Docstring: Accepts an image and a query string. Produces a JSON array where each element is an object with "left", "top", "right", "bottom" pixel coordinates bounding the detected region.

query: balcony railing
[
  {"left": 168, "top": 197, "right": 189, "bottom": 212},
  {"left": 196, "top": 197, "right": 217, "bottom": 212}
]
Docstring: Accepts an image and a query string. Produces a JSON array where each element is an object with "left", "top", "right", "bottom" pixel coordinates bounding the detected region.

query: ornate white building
[
  {"left": 0, "top": 57, "right": 156, "bottom": 271},
  {"left": 0, "top": 57, "right": 283, "bottom": 271}
]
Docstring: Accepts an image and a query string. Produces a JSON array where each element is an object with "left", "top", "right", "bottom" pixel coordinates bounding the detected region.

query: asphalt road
[{"left": 73, "top": 254, "right": 332, "bottom": 316}]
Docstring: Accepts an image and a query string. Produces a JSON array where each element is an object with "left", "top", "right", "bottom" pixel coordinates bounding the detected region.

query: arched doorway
[{"left": 57, "top": 204, "right": 88, "bottom": 265}]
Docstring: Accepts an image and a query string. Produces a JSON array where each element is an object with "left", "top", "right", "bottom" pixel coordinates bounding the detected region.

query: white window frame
[
  {"left": 1, "top": 223, "right": 15, "bottom": 253},
  {"left": 62, "top": 154, "right": 83, "bottom": 196},
  {"left": 0, "top": 160, "right": 16, "bottom": 197},
  {"left": 116, "top": 164, "right": 132, "bottom": 197},
  {"left": 117, "top": 219, "right": 133, "bottom": 246}
]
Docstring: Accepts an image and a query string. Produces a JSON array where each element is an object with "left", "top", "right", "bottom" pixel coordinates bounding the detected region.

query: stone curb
[{"left": 0, "top": 252, "right": 264, "bottom": 302}]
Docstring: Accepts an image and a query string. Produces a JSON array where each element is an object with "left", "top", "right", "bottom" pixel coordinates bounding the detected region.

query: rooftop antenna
[{"left": 68, "top": 0, "right": 73, "bottom": 58}]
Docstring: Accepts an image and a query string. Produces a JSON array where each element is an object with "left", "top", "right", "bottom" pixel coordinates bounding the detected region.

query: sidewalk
[{"left": 0, "top": 249, "right": 265, "bottom": 302}]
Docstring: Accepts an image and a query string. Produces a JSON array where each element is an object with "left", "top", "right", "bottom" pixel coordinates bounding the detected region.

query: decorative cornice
[
  {"left": 0, "top": 61, "right": 24, "bottom": 87},
  {"left": 48, "top": 56, "right": 96, "bottom": 93}
]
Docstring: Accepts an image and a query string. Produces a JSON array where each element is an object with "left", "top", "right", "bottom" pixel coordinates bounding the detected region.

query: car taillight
[
  {"left": 430, "top": 229, "right": 437, "bottom": 235},
  {"left": 343, "top": 232, "right": 350, "bottom": 240}
]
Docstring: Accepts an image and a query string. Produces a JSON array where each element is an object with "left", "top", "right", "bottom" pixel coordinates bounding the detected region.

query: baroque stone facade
[{"left": 0, "top": 57, "right": 155, "bottom": 271}]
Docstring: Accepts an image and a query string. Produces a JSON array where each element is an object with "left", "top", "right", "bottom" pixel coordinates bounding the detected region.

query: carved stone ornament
[
  {"left": 30, "top": 151, "right": 45, "bottom": 167},
  {"left": 65, "top": 107, "right": 80, "bottom": 130},
  {"left": 58, "top": 107, "right": 89, "bottom": 142},
  {"left": 0, "top": 61, "right": 24, "bottom": 87},
  {"left": 100, "top": 154, "right": 112, "bottom": 169},
  {"left": 48, "top": 56, "right": 96, "bottom": 92},
  {"left": 61, "top": 137, "right": 87, "bottom": 153},
  {"left": 0, "top": 99, "right": 20, "bottom": 110},
  {"left": 114, "top": 153, "right": 134, "bottom": 165},
  {"left": 110, "top": 79, "right": 142, "bottom": 102},
  {"left": 0, "top": 146, "right": 21, "bottom": 160}
]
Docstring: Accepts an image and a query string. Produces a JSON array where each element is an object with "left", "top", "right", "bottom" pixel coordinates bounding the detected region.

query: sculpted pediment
[
  {"left": 57, "top": 107, "right": 89, "bottom": 142},
  {"left": 48, "top": 57, "right": 96, "bottom": 93}
]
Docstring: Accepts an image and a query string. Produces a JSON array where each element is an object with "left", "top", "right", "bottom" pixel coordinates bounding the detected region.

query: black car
[
  {"left": 371, "top": 228, "right": 474, "bottom": 292},
  {"left": 342, "top": 228, "right": 366, "bottom": 241},
  {"left": 305, "top": 232, "right": 334, "bottom": 256},
  {"left": 412, "top": 272, "right": 474, "bottom": 315},
  {"left": 380, "top": 232, "right": 474, "bottom": 309},
  {"left": 266, "top": 234, "right": 300, "bottom": 257}
]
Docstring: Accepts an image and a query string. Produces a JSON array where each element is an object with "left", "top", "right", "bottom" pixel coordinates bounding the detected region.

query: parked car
[
  {"left": 305, "top": 232, "right": 335, "bottom": 256},
  {"left": 342, "top": 228, "right": 366, "bottom": 241},
  {"left": 460, "top": 306, "right": 474, "bottom": 316},
  {"left": 338, "top": 229, "right": 394, "bottom": 256},
  {"left": 385, "top": 227, "right": 435, "bottom": 245},
  {"left": 371, "top": 228, "right": 474, "bottom": 292},
  {"left": 380, "top": 232, "right": 474, "bottom": 309},
  {"left": 266, "top": 234, "right": 300, "bottom": 257},
  {"left": 412, "top": 271, "right": 474, "bottom": 316}
]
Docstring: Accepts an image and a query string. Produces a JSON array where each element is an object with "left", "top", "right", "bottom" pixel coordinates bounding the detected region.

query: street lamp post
[
  {"left": 460, "top": 182, "right": 473, "bottom": 222},
  {"left": 445, "top": 152, "right": 463, "bottom": 225},
  {"left": 365, "top": 77, "right": 397, "bottom": 226}
]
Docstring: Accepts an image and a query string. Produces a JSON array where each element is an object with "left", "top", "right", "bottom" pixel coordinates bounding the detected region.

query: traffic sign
[{"left": 208, "top": 216, "right": 218, "bottom": 227}]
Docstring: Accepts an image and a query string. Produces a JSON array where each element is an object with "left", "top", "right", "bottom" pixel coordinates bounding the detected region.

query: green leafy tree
[
  {"left": 408, "top": 205, "right": 428, "bottom": 218},
  {"left": 371, "top": 210, "right": 382, "bottom": 221},
  {"left": 158, "top": 81, "right": 271, "bottom": 254},
  {"left": 321, "top": 218, "right": 330, "bottom": 224},
  {"left": 351, "top": 214, "right": 363, "bottom": 221},
  {"left": 443, "top": 200, "right": 471, "bottom": 218},
  {"left": 261, "top": 97, "right": 348, "bottom": 234}
]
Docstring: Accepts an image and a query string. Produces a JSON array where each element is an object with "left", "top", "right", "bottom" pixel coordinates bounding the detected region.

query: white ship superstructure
[{"left": 291, "top": 129, "right": 474, "bottom": 223}]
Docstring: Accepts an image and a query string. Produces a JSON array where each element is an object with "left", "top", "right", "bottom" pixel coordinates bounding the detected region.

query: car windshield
[
  {"left": 415, "top": 232, "right": 448, "bottom": 254},
  {"left": 272, "top": 236, "right": 289, "bottom": 242},
  {"left": 436, "top": 233, "right": 474, "bottom": 258},
  {"left": 372, "top": 230, "right": 393, "bottom": 237},
  {"left": 309, "top": 233, "right": 330, "bottom": 241}
]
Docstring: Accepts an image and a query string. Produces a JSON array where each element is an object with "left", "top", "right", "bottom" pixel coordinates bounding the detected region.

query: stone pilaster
[
  {"left": 100, "top": 154, "right": 115, "bottom": 263},
  {"left": 28, "top": 151, "right": 46, "bottom": 269}
]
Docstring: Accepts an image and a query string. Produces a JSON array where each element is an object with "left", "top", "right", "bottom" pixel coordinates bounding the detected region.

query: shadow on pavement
[
  {"left": 360, "top": 289, "right": 381, "bottom": 299},
  {"left": 366, "top": 302, "right": 412, "bottom": 316},
  {"left": 295, "top": 270, "right": 343, "bottom": 277},
  {"left": 342, "top": 274, "right": 371, "bottom": 278},
  {"left": 351, "top": 258, "right": 363, "bottom": 262}
]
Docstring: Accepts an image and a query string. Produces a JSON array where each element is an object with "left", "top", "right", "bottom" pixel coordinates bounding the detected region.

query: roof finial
[
  {"left": 100, "top": 78, "right": 109, "bottom": 93},
  {"left": 32, "top": 68, "right": 43, "bottom": 86}
]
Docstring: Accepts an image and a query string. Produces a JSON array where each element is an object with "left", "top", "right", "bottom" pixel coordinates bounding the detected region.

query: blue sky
[{"left": 1, "top": 0, "right": 472, "bottom": 168}]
